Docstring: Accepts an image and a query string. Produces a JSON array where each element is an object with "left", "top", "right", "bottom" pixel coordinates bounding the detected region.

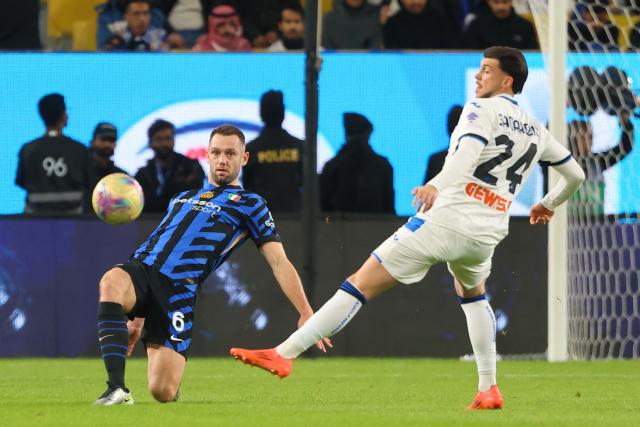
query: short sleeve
[
  {"left": 455, "top": 100, "right": 493, "bottom": 145},
  {"left": 244, "top": 196, "right": 281, "bottom": 247},
  {"left": 539, "top": 132, "right": 572, "bottom": 166}
]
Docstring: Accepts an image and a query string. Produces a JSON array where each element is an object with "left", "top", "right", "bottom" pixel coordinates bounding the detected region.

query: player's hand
[
  {"left": 411, "top": 184, "right": 439, "bottom": 213},
  {"left": 529, "top": 203, "right": 554, "bottom": 225},
  {"left": 126, "top": 318, "right": 144, "bottom": 357},
  {"left": 298, "top": 311, "right": 333, "bottom": 353}
]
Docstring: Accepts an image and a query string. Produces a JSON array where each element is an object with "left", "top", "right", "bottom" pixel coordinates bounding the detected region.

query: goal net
[{"left": 529, "top": 0, "right": 640, "bottom": 359}]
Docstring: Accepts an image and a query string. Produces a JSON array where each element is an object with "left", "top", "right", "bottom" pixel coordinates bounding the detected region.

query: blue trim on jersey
[
  {"left": 458, "top": 294, "right": 487, "bottom": 304},
  {"left": 540, "top": 154, "right": 572, "bottom": 167},
  {"left": 177, "top": 339, "right": 191, "bottom": 353},
  {"left": 169, "top": 292, "right": 195, "bottom": 304},
  {"left": 499, "top": 95, "right": 518, "bottom": 105},
  {"left": 371, "top": 251, "right": 383, "bottom": 264},
  {"left": 459, "top": 133, "right": 488, "bottom": 145},
  {"left": 169, "top": 307, "right": 193, "bottom": 316},
  {"left": 339, "top": 281, "right": 367, "bottom": 305},
  {"left": 143, "top": 202, "right": 193, "bottom": 266},
  {"left": 404, "top": 216, "right": 425, "bottom": 232}
]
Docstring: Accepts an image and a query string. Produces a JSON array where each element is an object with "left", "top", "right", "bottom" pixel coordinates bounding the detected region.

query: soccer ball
[{"left": 92, "top": 173, "right": 144, "bottom": 225}]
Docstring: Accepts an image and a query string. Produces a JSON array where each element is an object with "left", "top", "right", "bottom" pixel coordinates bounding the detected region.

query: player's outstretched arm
[
  {"left": 259, "top": 241, "right": 332, "bottom": 352},
  {"left": 530, "top": 158, "right": 585, "bottom": 225}
]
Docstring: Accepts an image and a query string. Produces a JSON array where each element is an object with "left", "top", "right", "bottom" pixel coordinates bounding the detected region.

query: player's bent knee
[
  {"left": 149, "top": 383, "right": 179, "bottom": 403},
  {"left": 99, "top": 269, "right": 128, "bottom": 301}
]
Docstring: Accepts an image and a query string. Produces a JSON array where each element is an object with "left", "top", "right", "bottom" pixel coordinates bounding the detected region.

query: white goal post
[{"left": 530, "top": 0, "right": 640, "bottom": 360}]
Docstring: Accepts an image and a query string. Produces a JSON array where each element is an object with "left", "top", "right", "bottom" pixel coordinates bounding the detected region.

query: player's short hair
[
  {"left": 483, "top": 46, "right": 528, "bottom": 94},
  {"left": 38, "top": 93, "right": 66, "bottom": 127},
  {"left": 147, "top": 119, "right": 175, "bottom": 141},
  {"left": 282, "top": 3, "right": 304, "bottom": 17},
  {"left": 125, "top": 0, "right": 151, "bottom": 11},
  {"left": 209, "top": 124, "right": 246, "bottom": 145}
]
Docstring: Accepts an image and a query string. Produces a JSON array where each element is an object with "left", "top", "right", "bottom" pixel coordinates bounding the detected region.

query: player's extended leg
[
  {"left": 230, "top": 256, "right": 397, "bottom": 376},
  {"left": 146, "top": 344, "right": 185, "bottom": 403},
  {"left": 94, "top": 267, "right": 137, "bottom": 405},
  {"left": 455, "top": 278, "right": 503, "bottom": 410}
]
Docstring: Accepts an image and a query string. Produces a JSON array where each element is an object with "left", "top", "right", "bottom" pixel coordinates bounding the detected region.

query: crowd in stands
[
  {"left": 6, "top": 1, "right": 640, "bottom": 52},
  {"left": 2, "top": 0, "right": 545, "bottom": 52}
]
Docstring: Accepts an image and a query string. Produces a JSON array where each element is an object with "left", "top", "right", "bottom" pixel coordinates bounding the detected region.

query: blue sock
[{"left": 97, "top": 302, "right": 129, "bottom": 389}]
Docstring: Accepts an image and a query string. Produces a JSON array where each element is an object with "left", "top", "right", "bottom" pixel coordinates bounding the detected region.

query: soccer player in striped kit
[
  {"left": 94, "top": 124, "right": 328, "bottom": 405},
  {"left": 230, "top": 47, "right": 586, "bottom": 410}
]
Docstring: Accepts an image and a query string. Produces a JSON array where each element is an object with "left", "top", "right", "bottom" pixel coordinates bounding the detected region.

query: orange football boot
[
  {"left": 465, "top": 385, "right": 505, "bottom": 410},
  {"left": 229, "top": 347, "right": 293, "bottom": 379}
]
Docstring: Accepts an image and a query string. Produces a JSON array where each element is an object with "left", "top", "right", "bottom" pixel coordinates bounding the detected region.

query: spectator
[
  {"left": 267, "top": 4, "right": 305, "bottom": 51},
  {"left": 135, "top": 119, "right": 205, "bottom": 212},
  {"left": 568, "top": 0, "right": 619, "bottom": 51},
  {"left": 242, "top": 91, "right": 303, "bottom": 212},
  {"left": 424, "top": 105, "right": 463, "bottom": 184},
  {"left": 103, "top": 0, "right": 168, "bottom": 51},
  {"left": 320, "top": 113, "right": 395, "bottom": 213},
  {"left": 464, "top": 0, "right": 538, "bottom": 50},
  {"left": 97, "top": 0, "right": 165, "bottom": 50},
  {"left": 193, "top": 3, "right": 251, "bottom": 51},
  {"left": 231, "top": 0, "right": 302, "bottom": 48},
  {"left": 15, "top": 94, "right": 93, "bottom": 214},
  {"left": 383, "top": 0, "right": 453, "bottom": 49},
  {"left": 156, "top": 0, "right": 214, "bottom": 48},
  {"left": 565, "top": 115, "right": 633, "bottom": 216},
  {"left": 0, "top": 0, "right": 41, "bottom": 50},
  {"left": 322, "top": 0, "right": 382, "bottom": 50}
]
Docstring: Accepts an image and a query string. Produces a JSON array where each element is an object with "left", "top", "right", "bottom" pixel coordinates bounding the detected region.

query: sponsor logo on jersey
[
  {"left": 200, "top": 191, "right": 214, "bottom": 199},
  {"left": 465, "top": 182, "right": 512, "bottom": 213},
  {"left": 467, "top": 112, "right": 479, "bottom": 122},
  {"left": 173, "top": 197, "right": 222, "bottom": 215}
]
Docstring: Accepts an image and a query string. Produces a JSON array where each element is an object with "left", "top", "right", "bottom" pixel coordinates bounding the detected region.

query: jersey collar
[
  {"left": 498, "top": 95, "right": 518, "bottom": 105},
  {"left": 203, "top": 182, "right": 242, "bottom": 191}
]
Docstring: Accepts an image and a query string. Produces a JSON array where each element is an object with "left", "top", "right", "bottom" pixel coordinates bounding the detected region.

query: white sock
[
  {"left": 276, "top": 281, "right": 366, "bottom": 359},
  {"left": 460, "top": 295, "right": 497, "bottom": 392}
]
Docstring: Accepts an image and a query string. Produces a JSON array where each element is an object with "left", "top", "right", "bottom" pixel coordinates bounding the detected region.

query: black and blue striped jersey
[{"left": 133, "top": 183, "right": 280, "bottom": 283}]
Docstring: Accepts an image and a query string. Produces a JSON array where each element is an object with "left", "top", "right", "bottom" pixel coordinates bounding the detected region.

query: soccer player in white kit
[{"left": 230, "top": 47, "right": 586, "bottom": 410}]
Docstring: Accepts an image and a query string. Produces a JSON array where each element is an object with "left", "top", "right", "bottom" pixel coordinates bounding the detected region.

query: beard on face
[
  {"left": 154, "top": 147, "right": 173, "bottom": 161},
  {"left": 94, "top": 146, "right": 114, "bottom": 159},
  {"left": 211, "top": 167, "right": 238, "bottom": 185}
]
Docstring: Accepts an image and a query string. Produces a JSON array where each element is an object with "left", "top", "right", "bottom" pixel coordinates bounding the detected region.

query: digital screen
[
  {"left": 0, "top": 217, "right": 548, "bottom": 357},
  {"left": 0, "top": 52, "right": 638, "bottom": 216}
]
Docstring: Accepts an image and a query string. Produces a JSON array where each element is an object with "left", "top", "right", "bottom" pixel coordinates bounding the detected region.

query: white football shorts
[{"left": 372, "top": 217, "right": 495, "bottom": 289}]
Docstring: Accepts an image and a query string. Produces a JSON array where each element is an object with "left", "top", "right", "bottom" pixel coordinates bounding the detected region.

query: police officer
[
  {"left": 243, "top": 90, "right": 303, "bottom": 213},
  {"left": 15, "top": 93, "right": 93, "bottom": 214}
]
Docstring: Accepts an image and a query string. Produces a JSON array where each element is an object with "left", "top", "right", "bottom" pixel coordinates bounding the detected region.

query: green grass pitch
[{"left": 1, "top": 358, "right": 638, "bottom": 426}]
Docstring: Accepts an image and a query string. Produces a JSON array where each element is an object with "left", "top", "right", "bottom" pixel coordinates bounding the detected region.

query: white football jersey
[{"left": 423, "top": 95, "right": 571, "bottom": 244}]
